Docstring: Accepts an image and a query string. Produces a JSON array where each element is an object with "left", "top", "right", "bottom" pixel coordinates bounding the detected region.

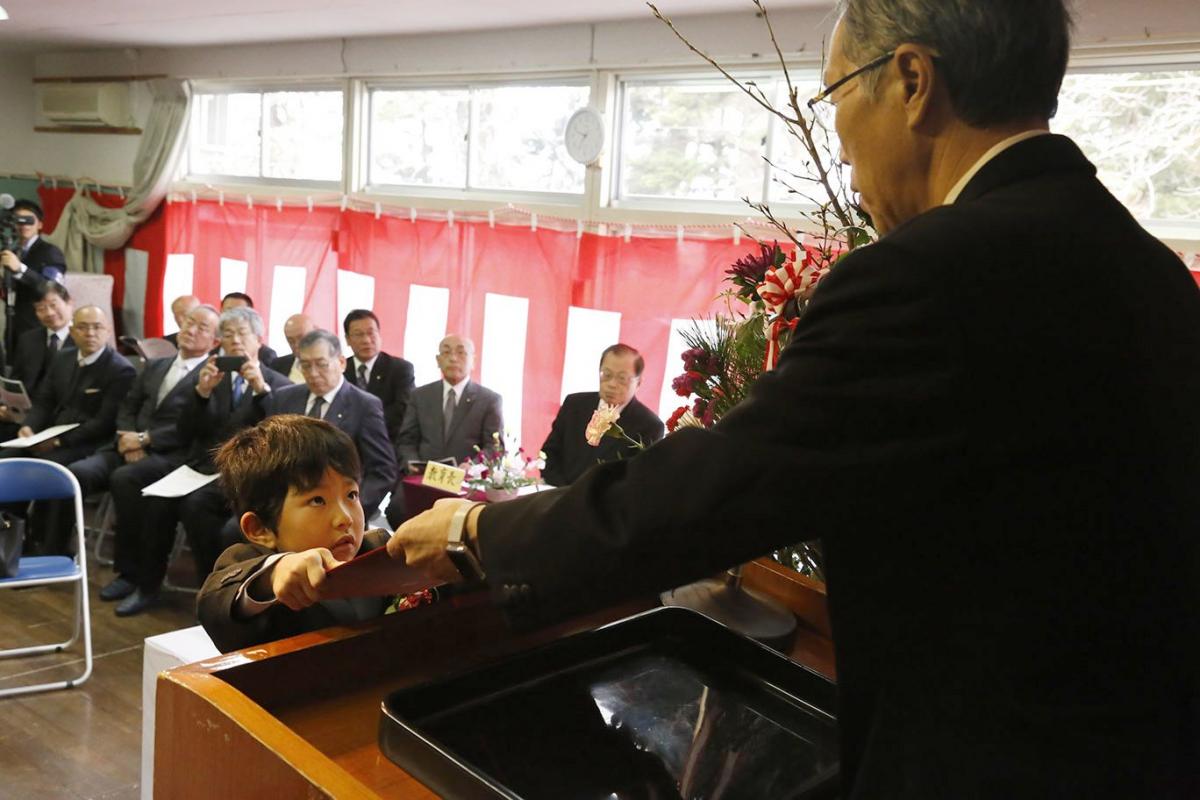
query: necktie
[
  {"left": 357, "top": 363, "right": 369, "bottom": 389},
  {"left": 47, "top": 333, "right": 59, "bottom": 357},
  {"left": 307, "top": 395, "right": 325, "bottom": 419},
  {"left": 232, "top": 374, "right": 245, "bottom": 405},
  {"left": 443, "top": 388, "right": 457, "bottom": 439},
  {"left": 157, "top": 359, "right": 188, "bottom": 406}
]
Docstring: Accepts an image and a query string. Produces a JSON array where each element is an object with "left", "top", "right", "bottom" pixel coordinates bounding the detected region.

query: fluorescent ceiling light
[{"left": 0, "top": 6, "right": 8, "bottom": 22}]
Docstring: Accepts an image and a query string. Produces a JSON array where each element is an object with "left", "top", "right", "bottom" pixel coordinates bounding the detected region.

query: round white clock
[{"left": 564, "top": 107, "right": 606, "bottom": 165}]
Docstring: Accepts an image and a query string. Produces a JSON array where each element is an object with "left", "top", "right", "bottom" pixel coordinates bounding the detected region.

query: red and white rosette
[{"left": 756, "top": 249, "right": 829, "bottom": 370}]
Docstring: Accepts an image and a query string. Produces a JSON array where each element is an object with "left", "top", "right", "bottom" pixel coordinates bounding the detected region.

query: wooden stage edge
[{"left": 155, "top": 559, "right": 834, "bottom": 799}]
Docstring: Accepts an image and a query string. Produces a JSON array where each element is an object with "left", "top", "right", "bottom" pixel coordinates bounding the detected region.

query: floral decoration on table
[
  {"left": 464, "top": 432, "right": 545, "bottom": 500},
  {"left": 585, "top": 402, "right": 650, "bottom": 449}
]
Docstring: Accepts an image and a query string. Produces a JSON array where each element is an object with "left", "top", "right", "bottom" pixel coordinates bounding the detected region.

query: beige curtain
[{"left": 45, "top": 79, "right": 191, "bottom": 273}]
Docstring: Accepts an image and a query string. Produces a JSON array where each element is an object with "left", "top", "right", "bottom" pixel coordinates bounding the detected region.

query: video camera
[{"left": 0, "top": 193, "right": 20, "bottom": 253}]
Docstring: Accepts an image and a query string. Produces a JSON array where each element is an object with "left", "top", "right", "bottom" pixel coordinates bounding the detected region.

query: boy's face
[{"left": 247, "top": 467, "right": 366, "bottom": 562}]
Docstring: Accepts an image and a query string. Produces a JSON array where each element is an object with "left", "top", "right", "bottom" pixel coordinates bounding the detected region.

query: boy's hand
[{"left": 269, "top": 548, "right": 343, "bottom": 610}]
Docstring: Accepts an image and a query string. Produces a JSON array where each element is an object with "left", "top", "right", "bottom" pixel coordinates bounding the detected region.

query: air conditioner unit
[{"left": 38, "top": 83, "right": 132, "bottom": 127}]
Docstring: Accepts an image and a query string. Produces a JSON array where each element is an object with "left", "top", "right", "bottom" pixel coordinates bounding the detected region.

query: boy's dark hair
[
  {"left": 13, "top": 199, "right": 45, "bottom": 222},
  {"left": 215, "top": 415, "right": 362, "bottom": 533},
  {"left": 343, "top": 308, "right": 381, "bottom": 336},
  {"left": 221, "top": 291, "right": 254, "bottom": 308},
  {"left": 35, "top": 280, "right": 70, "bottom": 303}
]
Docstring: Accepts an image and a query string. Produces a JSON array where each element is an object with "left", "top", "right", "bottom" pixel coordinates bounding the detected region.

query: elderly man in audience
[
  {"left": 0, "top": 281, "right": 76, "bottom": 440},
  {"left": 162, "top": 294, "right": 200, "bottom": 348},
  {"left": 109, "top": 306, "right": 289, "bottom": 616},
  {"left": 343, "top": 308, "right": 414, "bottom": 444},
  {"left": 185, "top": 328, "right": 399, "bottom": 563},
  {"left": 541, "top": 343, "right": 664, "bottom": 487},
  {"left": 387, "top": 334, "right": 502, "bottom": 527},
  {"left": 219, "top": 292, "right": 278, "bottom": 365},
  {"left": 270, "top": 312, "right": 316, "bottom": 383}
]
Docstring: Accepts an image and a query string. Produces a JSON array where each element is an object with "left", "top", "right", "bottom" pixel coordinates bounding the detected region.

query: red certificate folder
[{"left": 321, "top": 545, "right": 441, "bottom": 600}]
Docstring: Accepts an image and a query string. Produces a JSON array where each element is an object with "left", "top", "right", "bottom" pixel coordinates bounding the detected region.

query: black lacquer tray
[{"left": 379, "top": 606, "right": 839, "bottom": 800}]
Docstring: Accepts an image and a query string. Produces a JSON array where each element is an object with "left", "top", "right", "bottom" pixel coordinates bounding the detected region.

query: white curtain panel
[{"left": 45, "top": 79, "right": 192, "bottom": 273}]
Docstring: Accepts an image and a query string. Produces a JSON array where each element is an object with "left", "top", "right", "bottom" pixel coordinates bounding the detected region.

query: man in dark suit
[
  {"left": 343, "top": 308, "right": 414, "bottom": 444},
  {"left": 269, "top": 312, "right": 315, "bottom": 384},
  {"left": 111, "top": 305, "right": 290, "bottom": 616},
  {"left": 180, "top": 328, "right": 398, "bottom": 573},
  {"left": 541, "top": 343, "right": 664, "bottom": 487},
  {"left": 220, "top": 292, "right": 278, "bottom": 365},
  {"left": 1, "top": 199, "right": 67, "bottom": 348},
  {"left": 390, "top": 3, "right": 1200, "bottom": 797},
  {"left": 0, "top": 281, "right": 75, "bottom": 439},
  {"left": 162, "top": 294, "right": 199, "bottom": 348},
  {"left": 90, "top": 304, "right": 221, "bottom": 604}
]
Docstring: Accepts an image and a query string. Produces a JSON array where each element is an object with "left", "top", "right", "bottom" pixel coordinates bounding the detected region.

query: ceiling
[{"left": 0, "top": 0, "right": 830, "bottom": 51}]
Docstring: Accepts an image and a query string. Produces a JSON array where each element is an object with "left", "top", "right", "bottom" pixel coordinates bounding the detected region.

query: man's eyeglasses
[
  {"left": 808, "top": 51, "right": 895, "bottom": 109},
  {"left": 600, "top": 371, "right": 636, "bottom": 386},
  {"left": 13, "top": 215, "right": 37, "bottom": 226}
]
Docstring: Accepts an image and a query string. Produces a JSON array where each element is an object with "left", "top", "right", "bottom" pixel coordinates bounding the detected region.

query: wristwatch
[{"left": 446, "top": 502, "right": 486, "bottom": 582}]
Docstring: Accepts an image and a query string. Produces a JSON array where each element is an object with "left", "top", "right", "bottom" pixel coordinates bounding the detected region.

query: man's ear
[
  {"left": 895, "top": 43, "right": 941, "bottom": 130},
  {"left": 240, "top": 512, "right": 277, "bottom": 549}
]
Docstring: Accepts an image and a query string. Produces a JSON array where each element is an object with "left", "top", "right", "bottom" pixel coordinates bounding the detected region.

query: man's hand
[
  {"left": 267, "top": 548, "right": 343, "bottom": 611},
  {"left": 0, "top": 406, "right": 12, "bottom": 423},
  {"left": 17, "top": 426, "right": 33, "bottom": 439},
  {"left": 240, "top": 358, "right": 267, "bottom": 394},
  {"left": 0, "top": 251, "right": 21, "bottom": 273},
  {"left": 387, "top": 498, "right": 475, "bottom": 585},
  {"left": 116, "top": 430, "right": 142, "bottom": 454},
  {"left": 31, "top": 438, "right": 59, "bottom": 455},
  {"left": 195, "top": 356, "right": 223, "bottom": 398},
  {"left": 123, "top": 448, "right": 146, "bottom": 464}
]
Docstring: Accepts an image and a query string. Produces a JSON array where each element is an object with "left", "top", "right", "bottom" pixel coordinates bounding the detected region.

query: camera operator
[{"left": 2, "top": 199, "right": 68, "bottom": 346}]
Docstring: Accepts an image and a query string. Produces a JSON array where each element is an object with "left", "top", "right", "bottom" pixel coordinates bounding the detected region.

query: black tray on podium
[{"left": 379, "top": 606, "right": 839, "bottom": 799}]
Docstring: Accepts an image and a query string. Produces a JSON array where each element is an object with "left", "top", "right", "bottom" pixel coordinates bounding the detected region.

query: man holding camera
[{"left": 1, "top": 200, "right": 67, "bottom": 347}]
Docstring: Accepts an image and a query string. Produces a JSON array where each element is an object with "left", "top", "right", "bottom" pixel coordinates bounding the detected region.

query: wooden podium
[{"left": 154, "top": 559, "right": 834, "bottom": 799}]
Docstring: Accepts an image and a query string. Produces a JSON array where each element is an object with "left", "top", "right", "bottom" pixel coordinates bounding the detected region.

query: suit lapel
[{"left": 325, "top": 383, "right": 352, "bottom": 425}]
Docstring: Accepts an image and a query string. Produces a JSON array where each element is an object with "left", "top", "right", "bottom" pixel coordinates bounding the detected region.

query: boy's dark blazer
[
  {"left": 256, "top": 381, "right": 398, "bottom": 518},
  {"left": 197, "top": 528, "right": 391, "bottom": 653},
  {"left": 8, "top": 237, "right": 67, "bottom": 340},
  {"left": 10, "top": 324, "right": 77, "bottom": 396},
  {"left": 343, "top": 351, "right": 415, "bottom": 443},
  {"left": 395, "top": 379, "right": 503, "bottom": 469},
  {"left": 112, "top": 355, "right": 205, "bottom": 457},
  {"left": 475, "top": 135, "right": 1200, "bottom": 796},
  {"left": 176, "top": 365, "right": 291, "bottom": 472},
  {"left": 22, "top": 345, "right": 135, "bottom": 449},
  {"left": 540, "top": 392, "right": 665, "bottom": 487}
]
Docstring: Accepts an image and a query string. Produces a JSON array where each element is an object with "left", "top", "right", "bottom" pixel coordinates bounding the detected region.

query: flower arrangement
[
  {"left": 464, "top": 432, "right": 545, "bottom": 494},
  {"left": 585, "top": 402, "right": 649, "bottom": 449}
]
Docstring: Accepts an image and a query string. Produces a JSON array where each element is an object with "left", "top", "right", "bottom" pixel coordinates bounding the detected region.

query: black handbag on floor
[{"left": 0, "top": 511, "right": 25, "bottom": 578}]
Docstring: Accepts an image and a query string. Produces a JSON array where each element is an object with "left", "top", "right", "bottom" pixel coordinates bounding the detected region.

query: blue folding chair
[{"left": 0, "top": 458, "right": 93, "bottom": 697}]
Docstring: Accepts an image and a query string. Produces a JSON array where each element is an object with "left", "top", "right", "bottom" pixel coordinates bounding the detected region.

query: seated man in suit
[
  {"left": 90, "top": 304, "right": 221, "bottom": 604},
  {"left": 110, "top": 305, "right": 290, "bottom": 616},
  {"left": 270, "top": 313, "right": 315, "bottom": 384},
  {"left": 541, "top": 343, "right": 665, "bottom": 487},
  {"left": 387, "top": 334, "right": 502, "bottom": 527},
  {"left": 0, "top": 199, "right": 68, "bottom": 344},
  {"left": 0, "top": 281, "right": 75, "bottom": 439},
  {"left": 343, "top": 308, "right": 414, "bottom": 444},
  {"left": 220, "top": 292, "right": 278, "bottom": 365},
  {"left": 162, "top": 294, "right": 200, "bottom": 348},
  {"left": 182, "top": 328, "right": 398, "bottom": 568}
]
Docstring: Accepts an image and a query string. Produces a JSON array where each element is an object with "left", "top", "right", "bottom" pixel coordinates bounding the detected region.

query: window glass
[
  {"left": 189, "top": 93, "right": 261, "bottom": 177},
  {"left": 262, "top": 91, "right": 344, "bottom": 181},
  {"left": 370, "top": 88, "right": 470, "bottom": 188},
  {"left": 1055, "top": 70, "right": 1200, "bottom": 222},
  {"left": 469, "top": 85, "right": 588, "bottom": 193}
]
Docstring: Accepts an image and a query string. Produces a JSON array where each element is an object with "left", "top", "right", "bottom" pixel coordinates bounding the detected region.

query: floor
[{"left": 0, "top": 526, "right": 199, "bottom": 800}]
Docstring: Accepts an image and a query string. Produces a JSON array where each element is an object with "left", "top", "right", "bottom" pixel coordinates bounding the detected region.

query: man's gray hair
[
  {"left": 298, "top": 329, "right": 342, "bottom": 357},
  {"left": 219, "top": 305, "right": 264, "bottom": 337},
  {"left": 191, "top": 303, "right": 220, "bottom": 319},
  {"left": 837, "top": 0, "right": 1073, "bottom": 126}
]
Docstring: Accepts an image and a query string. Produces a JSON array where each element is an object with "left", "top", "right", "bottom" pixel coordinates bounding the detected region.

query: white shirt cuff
[{"left": 233, "top": 552, "right": 287, "bottom": 617}]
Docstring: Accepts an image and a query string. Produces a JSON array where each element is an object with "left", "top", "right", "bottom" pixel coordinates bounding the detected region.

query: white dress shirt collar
[
  {"left": 443, "top": 376, "right": 470, "bottom": 404},
  {"left": 308, "top": 378, "right": 344, "bottom": 418},
  {"left": 943, "top": 129, "right": 1051, "bottom": 206},
  {"left": 77, "top": 347, "right": 105, "bottom": 367}
]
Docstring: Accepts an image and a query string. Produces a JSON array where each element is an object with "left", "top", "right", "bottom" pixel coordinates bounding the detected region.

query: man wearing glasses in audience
[
  {"left": 1, "top": 199, "right": 67, "bottom": 346},
  {"left": 540, "top": 344, "right": 664, "bottom": 487}
]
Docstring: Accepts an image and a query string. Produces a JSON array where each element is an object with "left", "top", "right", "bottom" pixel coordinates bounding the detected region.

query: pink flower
[
  {"left": 671, "top": 373, "right": 694, "bottom": 397},
  {"left": 585, "top": 403, "right": 622, "bottom": 446}
]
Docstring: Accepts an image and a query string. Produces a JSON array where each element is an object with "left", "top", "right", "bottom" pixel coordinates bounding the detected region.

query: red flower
[
  {"left": 671, "top": 373, "right": 695, "bottom": 397},
  {"left": 666, "top": 405, "right": 689, "bottom": 432}
]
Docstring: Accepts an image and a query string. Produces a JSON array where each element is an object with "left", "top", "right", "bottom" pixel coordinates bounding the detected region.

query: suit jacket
[
  {"left": 176, "top": 365, "right": 292, "bottom": 472},
  {"left": 395, "top": 379, "right": 503, "bottom": 469},
  {"left": 540, "top": 392, "right": 665, "bottom": 487},
  {"left": 9, "top": 324, "right": 76, "bottom": 397},
  {"left": 270, "top": 352, "right": 297, "bottom": 379},
  {"left": 7, "top": 237, "right": 67, "bottom": 341},
  {"left": 23, "top": 346, "right": 136, "bottom": 448},
  {"left": 475, "top": 136, "right": 1200, "bottom": 797},
  {"left": 255, "top": 381, "right": 398, "bottom": 517},
  {"left": 344, "top": 351, "right": 415, "bottom": 443},
  {"left": 197, "top": 529, "right": 391, "bottom": 653},
  {"left": 113, "top": 355, "right": 205, "bottom": 457}
]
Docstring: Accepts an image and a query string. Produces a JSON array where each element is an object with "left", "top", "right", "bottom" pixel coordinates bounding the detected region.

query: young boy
[{"left": 197, "top": 414, "right": 392, "bottom": 653}]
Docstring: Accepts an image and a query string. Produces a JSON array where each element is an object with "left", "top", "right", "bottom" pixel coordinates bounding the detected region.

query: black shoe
[
  {"left": 99, "top": 576, "right": 137, "bottom": 602},
  {"left": 115, "top": 589, "right": 160, "bottom": 617}
]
